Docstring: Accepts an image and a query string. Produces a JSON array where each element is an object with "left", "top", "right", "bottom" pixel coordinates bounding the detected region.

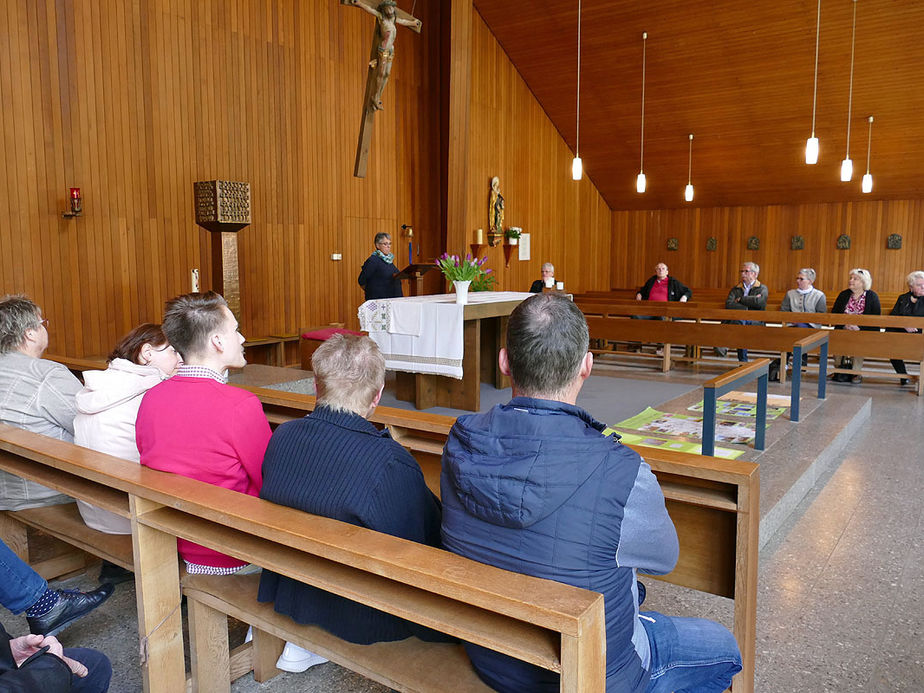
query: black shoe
[
  {"left": 27, "top": 584, "right": 114, "bottom": 636},
  {"left": 900, "top": 378, "right": 909, "bottom": 386},
  {"left": 714, "top": 347, "right": 728, "bottom": 358},
  {"left": 99, "top": 560, "right": 134, "bottom": 585},
  {"left": 851, "top": 375, "right": 862, "bottom": 384}
]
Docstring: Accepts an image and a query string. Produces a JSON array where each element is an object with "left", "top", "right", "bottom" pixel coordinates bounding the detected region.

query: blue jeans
[
  {"left": 67, "top": 647, "right": 113, "bottom": 693},
  {"left": 641, "top": 611, "right": 742, "bottom": 693},
  {"left": 0, "top": 538, "right": 47, "bottom": 614},
  {"left": 724, "top": 319, "right": 763, "bottom": 362}
]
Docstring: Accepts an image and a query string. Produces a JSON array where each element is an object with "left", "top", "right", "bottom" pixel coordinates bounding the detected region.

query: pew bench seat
[
  {"left": 183, "top": 572, "right": 496, "bottom": 692},
  {"left": 2, "top": 503, "right": 133, "bottom": 579}
]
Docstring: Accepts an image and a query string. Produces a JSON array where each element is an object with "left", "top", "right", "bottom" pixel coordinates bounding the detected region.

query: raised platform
[{"left": 639, "top": 386, "right": 870, "bottom": 548}]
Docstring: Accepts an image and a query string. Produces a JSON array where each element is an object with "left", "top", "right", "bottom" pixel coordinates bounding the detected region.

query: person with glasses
[
  {"left": 0, "top": 295, "right": 82, "bottom": 511},
  {"left": 74, "top": 324, "right": 181, "bottom": 541},
  {"left": 358, "top": 232, "right": 403, "bottom": 300}
]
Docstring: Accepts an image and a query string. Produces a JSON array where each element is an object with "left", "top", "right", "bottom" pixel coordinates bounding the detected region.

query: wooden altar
[{"left": 394, "top": 298, "right": 523, "bottom": 411}]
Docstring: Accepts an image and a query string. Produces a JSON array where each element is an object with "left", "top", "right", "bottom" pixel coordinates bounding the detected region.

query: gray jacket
[
  {"left": 725, "top": 281, "right": 768, "bottom": 311},
  {"left": 0, "top": 352, "right": 80, "bottom": 510},
  {"left": 781, "top": 288, "right": 827, "bottom": 328}
]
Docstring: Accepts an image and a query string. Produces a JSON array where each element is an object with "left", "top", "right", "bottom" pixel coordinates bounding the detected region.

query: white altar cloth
[{"left": 358, "top": 292, "right": 531, "bottom": 379}]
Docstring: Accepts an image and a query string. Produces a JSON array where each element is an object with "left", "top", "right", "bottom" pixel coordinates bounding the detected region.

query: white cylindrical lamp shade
[
  {"left": 572, "top": 157, "right": 583, "bottom": 180},
  {"left": 840, "top": 158, "right": 853, "bottom": 182},
  {"left": 861, "top": 173, "right": 873, "bottom": 193},
  {"left": 805, "top": 137, "right": 819, "bottom": 165},
  {"left": 636, "top": 172, "right": 647, "bottom": 193},
  {"left": 684, "top": 184, "right": 694, "bottom": 202}
]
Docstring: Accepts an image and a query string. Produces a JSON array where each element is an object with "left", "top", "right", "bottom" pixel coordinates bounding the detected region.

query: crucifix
[{"left": 341, "top": 0, "right": 422, "bottom": 178}]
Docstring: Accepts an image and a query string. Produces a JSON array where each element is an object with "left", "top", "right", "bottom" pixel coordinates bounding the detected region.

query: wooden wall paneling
[
  {"left": 611, "top": 200, "right": 924, "bottom": 298},
  {"left": 461, "top": 9, "right": 612, "bottom": 296},
  {"left": 0, "top": 0, "right": 443, "bottom": 358}
]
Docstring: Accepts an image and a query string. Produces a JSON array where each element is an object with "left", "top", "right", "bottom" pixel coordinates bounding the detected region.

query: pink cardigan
[{"left": 136, "top": 376, "right": 271, "bottom": 568}]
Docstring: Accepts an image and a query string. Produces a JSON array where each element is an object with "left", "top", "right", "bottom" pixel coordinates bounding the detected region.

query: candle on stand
[{"left": 475, "top": 228, "right": 483, "bottom": 244}]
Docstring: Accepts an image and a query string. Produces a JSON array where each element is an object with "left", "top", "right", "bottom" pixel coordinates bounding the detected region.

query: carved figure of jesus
[{"left": 351, "top": 0, "right": 422, "bottom": 111}]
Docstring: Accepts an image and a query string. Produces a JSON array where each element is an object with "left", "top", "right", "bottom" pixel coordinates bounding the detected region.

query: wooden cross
[{"left": 341, "top": 0, "right": 422, "bottom": 178}]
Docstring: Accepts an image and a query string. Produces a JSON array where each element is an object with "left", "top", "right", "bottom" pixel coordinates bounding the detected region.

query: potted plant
[
  {"left": 436, "top": 253, "right": 488, "bottom": 304},
  {"left": 504, "top": 227, "right": 522, "bottom": 245}
]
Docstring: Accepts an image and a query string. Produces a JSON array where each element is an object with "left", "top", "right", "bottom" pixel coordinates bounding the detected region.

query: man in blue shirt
[{"left": 441, "top": 293, "right": 741, "bottom": 692}]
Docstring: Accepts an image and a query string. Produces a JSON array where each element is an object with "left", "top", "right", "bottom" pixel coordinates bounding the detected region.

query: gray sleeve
[
  {"left": 780, "top": 291, "right": 793, "bottom": 312},
  {"left": 615, "top": 461, "right": 679, "bottom": 575},
  {"left": 815, "top": 291, "right": 827, "bottom": 313},
  {"left": 37, "top": 366, "right": 82, "bottom": 436}
]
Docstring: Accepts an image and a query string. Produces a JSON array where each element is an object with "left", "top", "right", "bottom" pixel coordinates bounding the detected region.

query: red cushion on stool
[{"left": 301, "top": 327, "right": 363, "bottom": 341}]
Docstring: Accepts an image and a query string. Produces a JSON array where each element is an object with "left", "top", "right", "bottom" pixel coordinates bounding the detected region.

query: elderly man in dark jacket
[
  {"left": 440, "top": 293, "right": 741, "bottom": 693},
  {"left": 722, "top": 261, "right": 768, "bottom": 362}
]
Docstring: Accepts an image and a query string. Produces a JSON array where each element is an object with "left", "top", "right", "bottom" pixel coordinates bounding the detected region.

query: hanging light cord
[
  {"left": 687, "top": 134, "right": 694, "bottom": 183},
  {"left": 810, "top": 0, "right": 821, "bottom": 137},
  {"left": 575, "top": 0, "right": 581, "bottom": 157},
  {"left": 640, "top": 32, "right": 647, "bottom": 170},
  {"left": 865, "top": 116, "right": 873, "bottom": 172},
  {"left": 845, "top": 0, "right": 858, "bottom": 156}
]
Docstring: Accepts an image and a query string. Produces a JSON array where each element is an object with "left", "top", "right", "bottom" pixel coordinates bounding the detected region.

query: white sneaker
[
  {"left": 244, "top": 626, "right": 253, "bottom": 643},
  {"left": 276, "top": 642, "right": 328, "bottom": 673}
]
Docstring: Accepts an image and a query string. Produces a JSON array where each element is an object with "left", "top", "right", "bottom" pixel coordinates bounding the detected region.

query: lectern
[{"left": 394, "top": 263, "right": 438, "bottom": 297}]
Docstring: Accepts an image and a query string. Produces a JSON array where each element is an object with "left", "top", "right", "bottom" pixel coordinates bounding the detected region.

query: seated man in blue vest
[{"left": 441, "top": 293, "right": 742, "bottom": 692}]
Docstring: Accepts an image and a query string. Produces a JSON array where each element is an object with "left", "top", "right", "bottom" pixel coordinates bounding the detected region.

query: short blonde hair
[
  {"left": 312, "top": 334, "right": 385, "bottom": 415},
  {"left": 848, "top": 268, "right": 872, "bottom": 291},
  {"left": 905, "top": 270, "right": 924, "bottom": 288}
]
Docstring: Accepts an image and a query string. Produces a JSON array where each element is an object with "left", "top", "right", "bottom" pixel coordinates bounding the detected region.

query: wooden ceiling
[{"left": 472, "top": 0, "right": 924, "bottom": 211}]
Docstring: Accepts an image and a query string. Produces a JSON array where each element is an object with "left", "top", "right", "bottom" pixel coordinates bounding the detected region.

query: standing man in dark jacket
[
  {"left": 722, "top": 261, "right": 768, "bottom": 362},
  {"left": 440, "top": 293, "right": 741, "bottom": 693}
]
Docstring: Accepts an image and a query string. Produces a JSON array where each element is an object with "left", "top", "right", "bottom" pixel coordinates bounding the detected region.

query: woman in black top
[
  {"left": 358, "top": 232, "right": 403, "bottom": 300},
  {"left": 830, "top": 268, "right": 880, "bottom": 383},
  {"left": 887, "top": 270, "right": 924, "bottom": 382}
]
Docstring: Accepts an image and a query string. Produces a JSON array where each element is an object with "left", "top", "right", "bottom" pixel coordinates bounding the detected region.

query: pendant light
[
  {"left": 805, "top": 0, "right": 821, "bottom": 164},
  {"left": 571, "top": 0, "right": 583, "bottom": 180},
  {"left": 684, "top": 134, "right": 694, "bottom": 202},
  {"left": 636, "top": 32, "right": 648, "bottom": 193},
  {"left": 840, "top": 0, "right": 858, "bottom": 182},
  {"left": 861, "top": 116, "right": 873, "bottom": 193}
]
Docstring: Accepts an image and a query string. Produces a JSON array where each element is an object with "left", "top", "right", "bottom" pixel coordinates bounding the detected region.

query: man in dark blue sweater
[
  {"left": 441, "top": 293, "right": 741, "bottom": 692},
  {"left": 258, "top": 333, "right": 450, "bottom": 672}
]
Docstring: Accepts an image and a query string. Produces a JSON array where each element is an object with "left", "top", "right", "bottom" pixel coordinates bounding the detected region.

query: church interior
[{"left": 1, "top": 1, "right": 922, "bottom": 691}]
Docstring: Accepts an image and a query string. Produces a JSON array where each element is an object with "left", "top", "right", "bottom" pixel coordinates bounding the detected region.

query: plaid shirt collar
[{"left": 176, "top": 364, "right": 228, "bottom": 384}]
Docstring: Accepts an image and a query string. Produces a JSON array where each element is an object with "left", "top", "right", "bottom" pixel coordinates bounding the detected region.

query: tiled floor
[{"left": 2, "top": 372, "right": 920, "bottom": 692}]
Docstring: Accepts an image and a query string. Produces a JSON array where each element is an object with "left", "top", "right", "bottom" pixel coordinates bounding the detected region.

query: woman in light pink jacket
[{"left": 74, "top": 324, "right": 180, "bottom": 535}]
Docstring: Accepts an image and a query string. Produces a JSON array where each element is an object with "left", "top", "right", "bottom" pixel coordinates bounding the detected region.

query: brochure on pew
[
  {"left": 613, "top": 431, "right": 745, "bottom": 460},
  {"left": 687, "top": 400, "right": 787, "bottom": 420},
  {"left": 614, "top": 407, "right": 756, "bottom": 447}
]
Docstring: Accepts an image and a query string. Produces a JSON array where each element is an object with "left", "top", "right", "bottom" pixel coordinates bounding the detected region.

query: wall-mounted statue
[
  {"left": 791, "top": 235, "right": 804, "bottom": 251},
  {"left": 887, "top": 234, "right": 902, "bottom": 250},
  {"left": 667, "top": 238, "right": 679, "bottom": 251},
  {"left": 836, "top": 234, "right": 851, "bottom": 250},
  {"left": 489, "top": 177, "right": 505, "bottom": 234},
  {"left": 747, "top": 236, "right": 760, "bottom": 251},
  {"left": 706, "top": 237, "right": 717, "bottom": 252}
]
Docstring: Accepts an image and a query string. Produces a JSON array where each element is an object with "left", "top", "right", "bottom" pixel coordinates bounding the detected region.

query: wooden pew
[
  {"left": 0, "top": 384, "right": 759, "bottom": 692},
  {"left": 238, "top": 386, "right": 759, "bottom": 693},
  {"left": 0, "top": 422, "right": 606, "bottom": 693},
  {"left": 577, "top": 303, "right": 924, "bottom": 393}
]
